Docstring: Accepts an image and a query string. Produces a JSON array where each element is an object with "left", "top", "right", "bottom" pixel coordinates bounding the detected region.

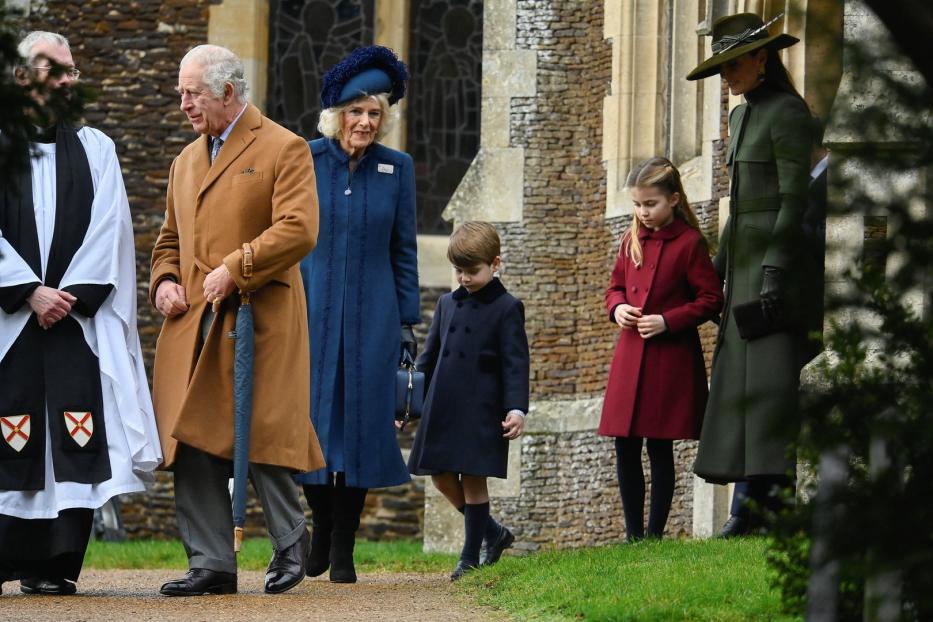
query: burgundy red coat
[{"left": 598, "top": 219, "right": 724, "bottom": 440}]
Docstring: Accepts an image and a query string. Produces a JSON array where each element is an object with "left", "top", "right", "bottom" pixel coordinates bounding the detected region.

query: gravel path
[{"left": 0, "top": 570, "right": 505, "bottom": 622}]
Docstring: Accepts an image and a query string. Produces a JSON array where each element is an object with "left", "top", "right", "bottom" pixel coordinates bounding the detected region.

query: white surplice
[{"left": 0, "top": 127, "right": 162, "bottom": 519}]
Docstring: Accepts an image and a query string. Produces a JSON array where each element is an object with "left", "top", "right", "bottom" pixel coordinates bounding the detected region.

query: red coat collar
[{"left": 637, "top": 218, "right": 690, "bottom": 241}]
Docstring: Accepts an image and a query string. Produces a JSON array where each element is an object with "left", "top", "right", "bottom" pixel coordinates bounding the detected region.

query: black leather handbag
[
  {"left": 731, "top": 299, "right": 786, "bottom": 341},
  {"left": 395, "top": 350, "right": 424, "bottom": 428}
]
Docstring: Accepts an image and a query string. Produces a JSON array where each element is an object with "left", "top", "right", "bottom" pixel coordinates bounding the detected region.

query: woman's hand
[
  {"left": 636, "top": 314, "right": 667, "bottom": 339},
  {"left": 613, "top": 304, "right": 642, "bottom": 329},
  {"left": 760, "top": 265, "right": 785, "bottom": 324},
  {"left": 502, "top": 411, "right": 525, "bottom": 440},
  {"left": 401, "top": 325, "right": 417, "bottom": 360}
]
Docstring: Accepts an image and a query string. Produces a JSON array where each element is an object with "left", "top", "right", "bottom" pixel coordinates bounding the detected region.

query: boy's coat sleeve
[{"left": 500, "top": 299, "right": 530, "bottom": 413}]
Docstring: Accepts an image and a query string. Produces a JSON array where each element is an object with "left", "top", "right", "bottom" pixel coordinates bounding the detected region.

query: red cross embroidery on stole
[
  {"left": 64, "top": 411, "right": 94, "bottom": 447},
  {"left": 1, "top": 414, "right": 31, "bottom": 452}
]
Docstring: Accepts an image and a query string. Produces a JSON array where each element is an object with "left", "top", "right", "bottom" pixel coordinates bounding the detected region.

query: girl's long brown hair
[{"left": 621, "top": 157, "right": 704, "bottom": 267}]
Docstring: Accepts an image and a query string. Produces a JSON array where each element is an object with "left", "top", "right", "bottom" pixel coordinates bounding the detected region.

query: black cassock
[{"left": 0, "top": 125, "right": 114, "bottom": 582}]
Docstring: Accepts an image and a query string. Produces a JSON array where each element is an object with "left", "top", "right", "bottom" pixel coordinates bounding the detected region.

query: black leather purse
[
  {"left": 395, "top": 350, "right": 424, "bottom": 428},
  {"left": 731, "top": 299, "right": 786, "bottom": 340}
]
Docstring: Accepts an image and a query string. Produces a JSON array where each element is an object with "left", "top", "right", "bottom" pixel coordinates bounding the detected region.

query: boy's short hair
[{"left": 447, "top": 221, "right": 501, "bottom": 267}]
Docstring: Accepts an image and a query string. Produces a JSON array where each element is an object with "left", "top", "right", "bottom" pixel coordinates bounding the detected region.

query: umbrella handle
[{"left": 234, "top": 526, "right": 244, "bottom": 553}]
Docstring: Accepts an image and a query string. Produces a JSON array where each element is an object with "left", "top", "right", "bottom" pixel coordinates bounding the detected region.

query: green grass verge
[
  {"left": 457, "top": 538, "right": 798, "bottom": 622},
  {"left": 86, "top": 537, "right": 795, "bottom": 621},
  {"left": 85, "top": 538, "right": 456, "bottom": 573}
]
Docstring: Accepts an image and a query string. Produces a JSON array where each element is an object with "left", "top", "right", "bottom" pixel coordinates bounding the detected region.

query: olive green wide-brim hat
[{"left": 686, "top": 12, "right": 799, "bottom": 81}]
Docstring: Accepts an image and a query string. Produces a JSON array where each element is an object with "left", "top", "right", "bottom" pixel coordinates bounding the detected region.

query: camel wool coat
[{"left": 150, "top": 104, "right": 324, "bottom": 472}]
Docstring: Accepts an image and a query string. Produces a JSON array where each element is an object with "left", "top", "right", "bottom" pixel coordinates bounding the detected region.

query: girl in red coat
[{"left": 599, "top": 157, "right": 724, "bottom": 541}]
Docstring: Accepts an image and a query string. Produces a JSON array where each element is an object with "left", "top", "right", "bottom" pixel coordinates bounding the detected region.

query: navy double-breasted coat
[
  {"left": 408, "top": 278, "right": 529, "bottom": 479},
  {"left": 295, "top": 138, "right": 420, "bottom": 489}
]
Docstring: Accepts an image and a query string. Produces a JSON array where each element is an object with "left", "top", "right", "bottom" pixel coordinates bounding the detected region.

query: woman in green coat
[{"left": 686, "top": 13, "right": 816, "bottom": 535}]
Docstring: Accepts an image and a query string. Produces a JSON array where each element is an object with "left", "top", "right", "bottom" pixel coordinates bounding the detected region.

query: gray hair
[
  {"left": 17, "top": 31, "right": 70, "bottom": 66},
  {"left": 180, "top": 44, "right": 248, "bottom": 102},
  {"left": 317, "top": 93, "right": 396, "bottom": 142}
]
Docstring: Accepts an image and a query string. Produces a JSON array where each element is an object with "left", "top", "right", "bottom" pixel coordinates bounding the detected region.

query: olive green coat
[{"left": 693, "top": 85, "right": 814, "bottom": 484}]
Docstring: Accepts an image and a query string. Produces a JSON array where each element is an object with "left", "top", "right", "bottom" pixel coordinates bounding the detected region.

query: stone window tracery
[
  {"left": 406, "top": 0, "right": 483, "bottom": 235},
  {"left": 267, "top": 0, "right": 376, "bottom": 138}
]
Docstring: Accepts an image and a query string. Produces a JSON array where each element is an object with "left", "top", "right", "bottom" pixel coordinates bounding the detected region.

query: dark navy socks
[{"left": 460, "top": 502, "right": 490, "bottom": 566}]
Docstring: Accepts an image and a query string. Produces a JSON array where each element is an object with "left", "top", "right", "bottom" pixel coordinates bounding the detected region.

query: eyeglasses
[{"left": 32, "top": 65, "right": 81, "bottom": 79}]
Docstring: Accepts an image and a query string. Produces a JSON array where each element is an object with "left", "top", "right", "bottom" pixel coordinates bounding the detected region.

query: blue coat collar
[
  {"left": 451, "top": 277, "right": 507, "bottom": 303},
  {"left": 324, "top": 137, "right": 376, "bottom": 165}
]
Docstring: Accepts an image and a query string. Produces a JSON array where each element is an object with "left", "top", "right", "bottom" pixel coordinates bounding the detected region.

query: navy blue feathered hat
[{"left": 320, "top": 45, "right": 409, "bottom": 109}]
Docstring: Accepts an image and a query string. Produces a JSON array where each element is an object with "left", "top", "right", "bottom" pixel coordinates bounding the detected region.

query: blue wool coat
[
  {"left": 408, "top": 278, "right": 530, "bottom": 479},
  {"left": 295, "top": 138, "right": 419, "bottom": 488}
]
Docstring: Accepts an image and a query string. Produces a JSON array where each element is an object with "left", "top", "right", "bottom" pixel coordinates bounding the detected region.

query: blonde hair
[
  {"left": 447, "top": 221, "right": 501, "bottom": 267},
  {"left": 317, "top": 93, "right": 396, "bottom": 142},
  {"left": 622, "top": 157, "right": 704, "bottom": 267}
]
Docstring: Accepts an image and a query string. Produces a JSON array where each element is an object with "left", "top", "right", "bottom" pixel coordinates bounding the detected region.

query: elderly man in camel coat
[{"left": 150, "top": 44, "right": 323, "bottom": 597}]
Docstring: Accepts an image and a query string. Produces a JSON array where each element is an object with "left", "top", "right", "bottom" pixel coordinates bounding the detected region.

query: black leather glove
[
  {"left": 401, "top": 325, "right": 417, "bottom": 362},
  {"left": 760, "top": 266, "right": 785, "bottom": 324}
]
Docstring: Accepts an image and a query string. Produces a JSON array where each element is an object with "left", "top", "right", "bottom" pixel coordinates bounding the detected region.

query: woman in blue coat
[{"left": 295, "top": 46, "right": 419, "bottom": 583}]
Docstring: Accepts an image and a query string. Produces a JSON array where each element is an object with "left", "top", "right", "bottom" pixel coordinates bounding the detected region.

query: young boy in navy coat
[{"left": 407, "top": 221, "right": 530, "bottom": 580}]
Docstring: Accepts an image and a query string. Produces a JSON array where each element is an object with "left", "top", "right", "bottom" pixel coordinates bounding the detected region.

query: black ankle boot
[
  {"left": 329, "top": 479, "right": 367, "bottom": 584},
  {"left": 329, "top": 530, "right": 357, "bottom": 583},
  {"left": 306, "top": 528, "right": 331, "bottom": 577},
  {"left": 303, "top": 484, "right": 335, "bottom": 577}
]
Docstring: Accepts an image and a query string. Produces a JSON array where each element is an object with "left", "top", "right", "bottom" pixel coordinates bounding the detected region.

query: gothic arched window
[
  {"left": 268, "top": 0, "right": 376, "bottom": 138},
  {"left": 406, "top": 0, "right": 483, "bottom": 234}
]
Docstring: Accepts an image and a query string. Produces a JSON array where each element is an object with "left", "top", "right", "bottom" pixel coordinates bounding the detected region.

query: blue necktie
[{"left": 210, "top": 137, "right": 224, "bottom": 164}]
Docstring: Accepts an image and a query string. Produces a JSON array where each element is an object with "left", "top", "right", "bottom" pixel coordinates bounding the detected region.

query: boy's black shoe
[
  {"left": 480, "top": 526, "right": 514, "bottom": 566},
  {"left": 450, "top": 560, "right": 477, "bottom": 581},
  {"left": 20, "top": 577, "right": 77, "bottom": 595},
  {"left": 159, "top": 568, "right": 237, "bottom": 596}
]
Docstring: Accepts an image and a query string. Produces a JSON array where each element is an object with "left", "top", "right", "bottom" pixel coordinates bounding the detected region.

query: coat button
[
  {"left": 459, "top": 351, "right": 465, "bottom": 359},
  {"left": 449, "top": 325, "right": 457, "bottom": 333},
  {"left": 457, "top": 302, "right": 463, "bottom": 308},
  {"left": 464, "top": 326, "right": 471, "bottom": 334},
  {"left": 649, "top": 264, "right": 655, "bottom": 269},
  {"left": 443, "top": 349, "right": 450, "bottom": 357},
  {"left": 632, "top": 286, "right": 638, "bottom": 293},
  {"left": 472, "top": 303, "right": 479, "bottom": 310}
]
